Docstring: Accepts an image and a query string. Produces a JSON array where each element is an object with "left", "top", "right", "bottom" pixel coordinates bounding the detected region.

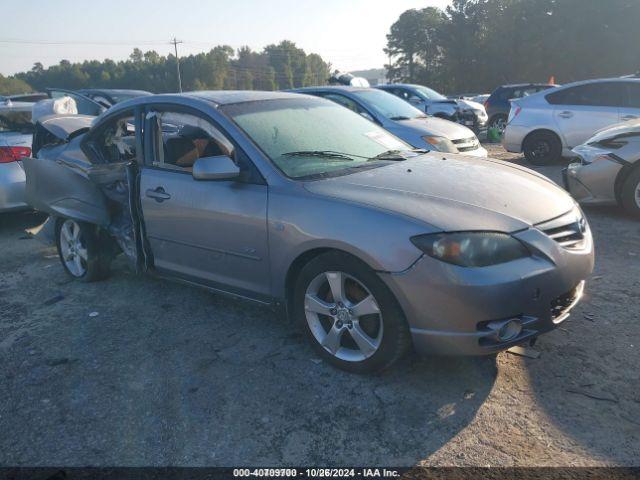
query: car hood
[
  {"left": 304, "top": 154, "right": 573, "bottom": 232},
  {"left": 394, "top": 116, "right": 475, "bottom": 140},
  {"left": 456, "top": 99, "right": 485, "bottom": 111},
  {"left": 587, "top": 119, "right": 640, "bottom": 144}
]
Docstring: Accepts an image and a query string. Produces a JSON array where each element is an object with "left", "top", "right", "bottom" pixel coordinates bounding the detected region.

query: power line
[{"left": 0, "top": 38, "right": 168, "bottom": 46}]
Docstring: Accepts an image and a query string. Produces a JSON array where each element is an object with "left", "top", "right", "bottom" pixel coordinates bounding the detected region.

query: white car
[
  {"left": 565, "top": 120, "right": 640, "bottom": 216},
  {"left": 503, "top": 78, "right": 640, "bottom": 165},
  {"left": 0, "top": 101, "right": 34, "bottom": 212}
]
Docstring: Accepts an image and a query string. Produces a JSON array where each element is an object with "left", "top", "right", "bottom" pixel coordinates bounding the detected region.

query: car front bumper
[
  {"left": 0, "top": 161, "right": 29, "bottom": 212},
  {"left": 460, "top": 145, "right": 488, "bottom": 158},
  {"left": 378, "top": 221, "right": 594, "bottom": 356}
]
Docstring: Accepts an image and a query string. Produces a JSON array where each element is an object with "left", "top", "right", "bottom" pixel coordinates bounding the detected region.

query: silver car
[
  {"left": 294, "top": 86, "right": 487, "bottom": 157},
  {"left": 24, "top": 92, "right": 594, "bottom": 373},
  {"left": 375, "top": 84, "right": 489, "bottom": 133},
  {"left": 0, "top": 101, "right": 34, "bottom": 212},
  {"left": 565, "top": 120, "right": 640, "bottom": 216},
  {"left": 503, "top": 77, "right": 640, "bottom": 165}
]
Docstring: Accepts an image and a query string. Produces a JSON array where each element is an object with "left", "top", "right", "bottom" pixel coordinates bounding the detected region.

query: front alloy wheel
[
  {"left": 294, "top": 252, "right": 411, "bottom": 373},
  {"left": 305, "top": 271, "right": 383, "bottom": 362}
]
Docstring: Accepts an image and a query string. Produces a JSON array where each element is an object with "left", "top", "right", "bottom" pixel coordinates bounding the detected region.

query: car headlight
[
  {"left": 411, "top": 232, "right": 530, "bottom": 267},
  {"left": 422, "top": 136, "right": 458, "bottom": 153}
]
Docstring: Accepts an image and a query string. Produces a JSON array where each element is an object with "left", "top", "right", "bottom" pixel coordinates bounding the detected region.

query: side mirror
[{"left": 192, "top": 155, "right": 240, "bottom": 181}]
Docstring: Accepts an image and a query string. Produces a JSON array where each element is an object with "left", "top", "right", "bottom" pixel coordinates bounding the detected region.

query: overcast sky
[{"left": 0, "top": 0, "right": 451, "bottom": 76}]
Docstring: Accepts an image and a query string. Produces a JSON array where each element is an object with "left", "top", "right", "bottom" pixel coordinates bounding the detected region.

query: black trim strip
[{"left": 147, "top": 234, "right": 262, "bottom": 261}]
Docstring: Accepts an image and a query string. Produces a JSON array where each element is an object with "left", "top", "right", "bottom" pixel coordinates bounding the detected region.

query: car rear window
[{"left": 0, "top": 110, "right": 34, "bottom": 133}]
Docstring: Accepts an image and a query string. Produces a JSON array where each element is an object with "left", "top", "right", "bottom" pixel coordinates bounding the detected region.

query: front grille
[
  {"left": 452, "top": 136, "right": 477, "bottom": 145},
  {"left": 453, "top": 136, "right": 480, "bottom": 152},
  {"left": 538, "top": 209, "right": 587, "bottom": 250},
  {"left": 550, "top": 281, "right": 584, "bottom": 323}
]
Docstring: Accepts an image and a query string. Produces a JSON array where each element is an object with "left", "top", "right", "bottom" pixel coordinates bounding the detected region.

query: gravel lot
[{"left": 1, "top": 144, "right": 638, "bottom": 467}]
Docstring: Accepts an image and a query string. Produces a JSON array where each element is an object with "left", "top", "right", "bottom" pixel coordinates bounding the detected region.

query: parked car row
[{"left": 292, "top": 86, "right": 487, "bottom": 157}]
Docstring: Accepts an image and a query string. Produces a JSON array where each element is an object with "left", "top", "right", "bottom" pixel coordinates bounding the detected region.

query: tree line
[
  {"left": 385, "top": 0, "right": 640, "bottom": 93},
  {"left": 0, "top": 40, "right": 331, "bottom": 95}
]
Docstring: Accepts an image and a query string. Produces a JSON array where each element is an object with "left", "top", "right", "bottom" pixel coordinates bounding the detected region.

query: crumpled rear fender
[{"left": 23, "top": 156, "right": 110, "bottom": 226}]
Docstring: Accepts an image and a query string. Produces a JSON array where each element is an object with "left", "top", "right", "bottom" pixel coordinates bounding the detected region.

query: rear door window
[
  {"left": 547, "top": 82, "right": 626, "bottom": 107},
  {"left": 322, "top": 94, "right": 367, "bottom": 115}
]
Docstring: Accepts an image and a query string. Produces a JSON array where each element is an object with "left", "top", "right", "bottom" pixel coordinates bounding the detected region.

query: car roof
[
  {"left": 103, "top": 90, "right": 319, "bottom": 115},
  {"left": 376, "top": 84, "right": 427, "bottom": 89},
  {"left": 292, "top": 86, "right": 374, "bottom": 94},
  {"left": 555, "top": 77, "right": 640, "bottom": 90},
  {"left": 79, "top": 88, "right": 152, "bottom": 95},
  {"left": 184, "top": 90, "right": 309, "bottom": 105},
  {"left": 498, "top": 83, "right": 555, "bottom": 89}
]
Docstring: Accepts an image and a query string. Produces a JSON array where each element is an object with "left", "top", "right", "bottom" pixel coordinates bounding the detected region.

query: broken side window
[{"left": 149, "top": 111, "right": 235, "bottom": 173}]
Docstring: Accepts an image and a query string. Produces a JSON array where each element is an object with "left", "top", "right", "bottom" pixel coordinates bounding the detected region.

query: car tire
[
  {"left": 489, "top": 114, "right": 507, "bottom": 134},
  {"left": 620, "top": 167, "right": 640, "bottom": 218},
  {"left": 523, "top": 131, "right": 562, "bottom": 166},
  {"left": 56, "top": 218, "right": 112, "bottom": 282},
  {"left": 293, "top": 251, "right": 411, "bottom": 374}
]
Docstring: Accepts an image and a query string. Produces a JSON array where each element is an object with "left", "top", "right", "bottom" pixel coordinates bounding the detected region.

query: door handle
[
  {"left": 558, "top": 111, "right": 573, "bottom": 119},
  {"left": 145, "top": 186, "right": 171, "bottom": 203},
  {"left": 622, "top": 114, "right": 638, "bottom": 121}
]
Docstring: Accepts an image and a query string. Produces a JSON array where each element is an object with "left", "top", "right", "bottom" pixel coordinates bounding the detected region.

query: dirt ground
[{"left": 0, "top": 144, "right": 638, "bottom": 467}]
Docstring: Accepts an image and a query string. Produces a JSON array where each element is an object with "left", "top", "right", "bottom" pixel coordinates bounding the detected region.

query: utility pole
[{"left": 170, "top": 37, "right": 183, "bottom": 92}]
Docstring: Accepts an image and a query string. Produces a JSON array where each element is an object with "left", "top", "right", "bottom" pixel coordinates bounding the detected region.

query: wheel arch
[
  {"left": 283, "top": 247, "right": 377, "bottom": 321},
  {"left": 614, "top": 159, "right": 640, "bottom": 204}
]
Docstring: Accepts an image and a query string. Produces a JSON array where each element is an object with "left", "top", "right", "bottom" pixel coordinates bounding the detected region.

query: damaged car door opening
[{"left": 24, "top": 91, "right": 594, "bottom": 373}]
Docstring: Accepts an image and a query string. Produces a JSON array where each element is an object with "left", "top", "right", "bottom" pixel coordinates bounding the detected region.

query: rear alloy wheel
[
  {"left": 620, "top": 167, "right": 640, "bottom": 218},
  {"left": 523, "top": 131, "right": 562, "bottom": 166},
  {"left": 56, "top": 218, "right": 112, "bottom": 282},
  {"left": 294, "top": 252, "right": 411, "bottom": 373}
]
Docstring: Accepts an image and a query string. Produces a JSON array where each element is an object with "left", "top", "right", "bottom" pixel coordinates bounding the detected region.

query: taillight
[
  {"left": 0, "top": 146, "right": 31, "bottom": 163},
  {"left": 507, "top": 105, "right": 522, "bottom": 124}
]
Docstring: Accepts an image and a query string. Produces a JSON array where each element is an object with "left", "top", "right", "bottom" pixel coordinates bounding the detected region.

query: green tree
[
  {"left": 385, "top": 8, "right": 446, "bottom": 83},
  {"left": 0, "top": 74, "right": 33, "bottom": 95}
]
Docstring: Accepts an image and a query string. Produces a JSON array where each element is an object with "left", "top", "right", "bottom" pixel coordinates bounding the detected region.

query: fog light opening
[{"left": 488, "top": 319, "right": 523, "bottom": 342}]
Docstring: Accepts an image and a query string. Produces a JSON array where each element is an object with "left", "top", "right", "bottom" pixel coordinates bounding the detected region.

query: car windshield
[
  {"left": 412, "top": 85, "right": 448, "bottom": 101},
  {"left": 223, "top": 97, "right": 413, "bottom": 179},
  {"left": 351, "top": 90, "right": 426, "bottom": 120},
  {"left": 0, "top": 110, "right": 34, "bottom": 133}
]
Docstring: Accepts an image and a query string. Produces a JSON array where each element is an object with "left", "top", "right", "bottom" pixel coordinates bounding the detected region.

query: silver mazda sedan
[{"left": 24, "top": 91, "right": 594, "bottom": 373}]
